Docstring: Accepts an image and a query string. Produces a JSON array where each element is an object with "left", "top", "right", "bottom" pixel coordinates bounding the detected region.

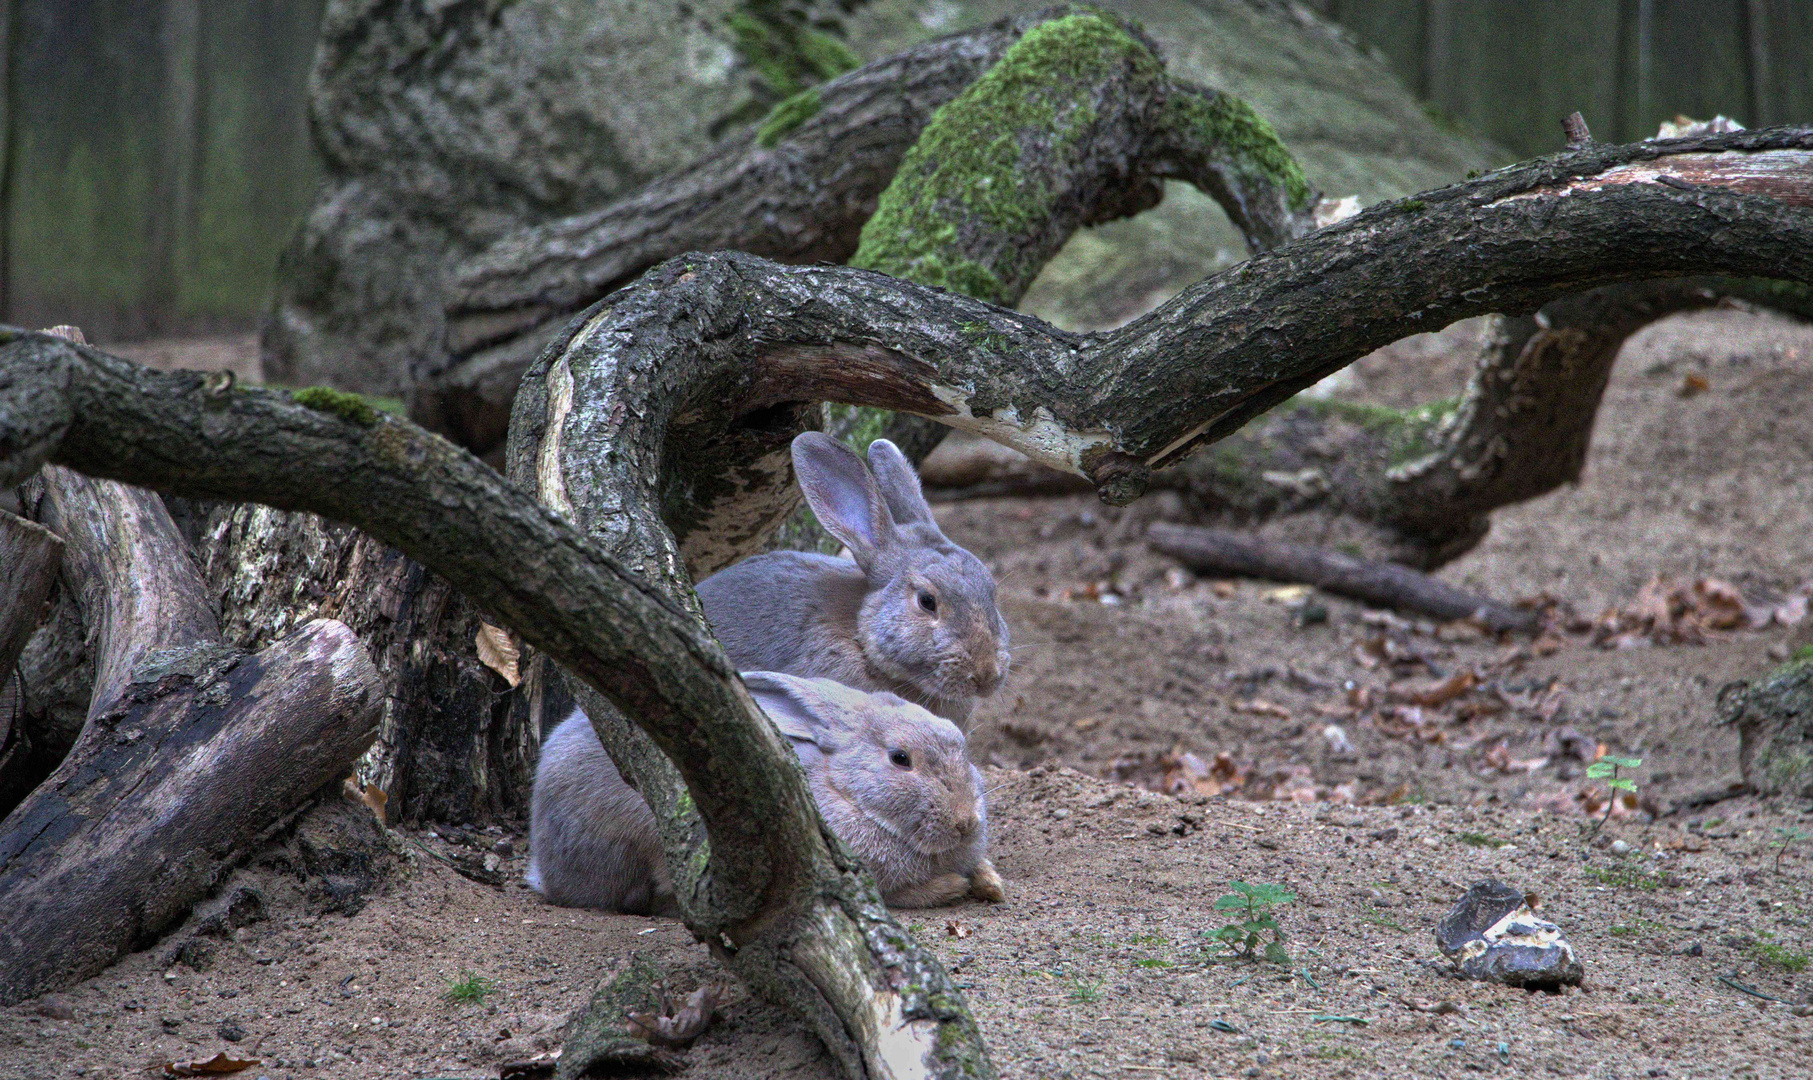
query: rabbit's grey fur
[
  {"left": 697, "top": 433, "right": 1010, "bottom": 725},
  {"left": 527, "top": 673, "right": 997, "bottom": 911}
]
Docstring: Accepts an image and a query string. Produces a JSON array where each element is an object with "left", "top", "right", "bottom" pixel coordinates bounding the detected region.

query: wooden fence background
[{"left": 0, "top": 0, "right": 1806, "bottom": 343}]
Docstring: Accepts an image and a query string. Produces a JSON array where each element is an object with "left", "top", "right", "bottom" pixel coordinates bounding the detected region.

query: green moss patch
[
  {"left": 1162, "top": 90, "right": 1313, "bottom": 209},
  {"left": 852, "top": 11, "right": 1163, "bottom": 305},
  {"left": 757, "top": 86, "right": 823, "bottom": 148},
  {"left": 292, "top": 385, "right": 380, "bottom": 427}
]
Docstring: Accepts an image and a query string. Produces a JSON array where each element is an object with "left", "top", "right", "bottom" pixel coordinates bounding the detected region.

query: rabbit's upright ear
[
  {"left": 866, "top": 439, "right": 938, "bottom": 528},
  {"left": 743, "top": 671, "right": 834, "bottom": 749},
  {"left": 792, "top": 432, "right": 895, "bottom": 569}
]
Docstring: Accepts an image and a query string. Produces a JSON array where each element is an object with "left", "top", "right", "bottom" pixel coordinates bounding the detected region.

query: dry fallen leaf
[
  {"left": 1678, "top": 372, "right": 1710, "bottom": 397},
  {"left": 164, "top": 1053, "right": 260, "bottom": 1078},
  {"left": 342, "top": 775, "right": 389, "bottom": 827},
  {"left": 626, "top": 983, "right": 723, "bottom": 1049},
  {"left": 1397, "top": 669, "right": 1477, "bottom": 707},
  {"left": 945, "top": 920, "right": 972, "bottom": 939},
  {"left": 476, "top": 623, "right": 522, "bottom": 687}
]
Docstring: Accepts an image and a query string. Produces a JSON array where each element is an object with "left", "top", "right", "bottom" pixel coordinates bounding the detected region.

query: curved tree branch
[
  {"left": 509, "top": 127, "right": 1813, "bottom": 596},
  {"left": 1171, "top": 277, "right": 1783, "bottom": 567},
  {"left": 421, "top": 6, "right": 1317, "bottom": 457},
  {"left": 0, "top": 335, "right": 986, "bottom": 1078}
]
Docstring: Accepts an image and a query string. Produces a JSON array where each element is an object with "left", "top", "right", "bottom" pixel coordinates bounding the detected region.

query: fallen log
[
  {"left": 0, "top": 618, "right": 380, "bottom": 1004},
  {"left": 1148, "top": 522, "right": 1537, "bottom": 633},
  {"left": 0, "top": 371, "right": 384, "bottom": 1003}
]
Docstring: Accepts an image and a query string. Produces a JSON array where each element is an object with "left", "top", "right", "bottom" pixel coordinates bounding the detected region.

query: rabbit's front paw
[{"left": 968, "top": 858, "right": 1005, "bottom": 903}]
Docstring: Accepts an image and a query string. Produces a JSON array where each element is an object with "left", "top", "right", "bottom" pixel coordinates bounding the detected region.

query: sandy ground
[{"left": 4, "top": 307, "right": 1812, "bottom": 1079}]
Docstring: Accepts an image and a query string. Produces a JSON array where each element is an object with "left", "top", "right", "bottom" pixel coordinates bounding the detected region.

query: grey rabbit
[
  {"left": 526, "top": 672, "right": 1004, "bottom": 912},
  {"left": 696, "top": 432, "right": 1011, "bottom": 727}
]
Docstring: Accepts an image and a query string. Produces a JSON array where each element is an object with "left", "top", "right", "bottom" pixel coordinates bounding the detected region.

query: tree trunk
[{"left": 198, "top": 506, "right": 544, "bottom": 824}]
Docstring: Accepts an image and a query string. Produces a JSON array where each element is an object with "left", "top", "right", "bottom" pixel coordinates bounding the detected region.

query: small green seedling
[
  {"left": 443, "top": 970, "right": 497, "bottom": 1005},
  {"left": 1211, "top": 880, "right": 1297, "bottom": 965},
  {"left": 1774, "top": 827, "right": 1811, "bottom": 872},
  {"left": 1585, "top": 756, "right": 1642, "bottom": 836},
  {"left": 1066, "top": 976, "right": 1105, "bottom": 1004}
]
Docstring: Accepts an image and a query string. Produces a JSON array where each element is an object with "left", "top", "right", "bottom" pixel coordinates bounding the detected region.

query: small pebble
[
  {"left": 218, "top": 1019, "right": 246, "bottom": 1042},
  {"left": 34, "top": 995, "right": 74, "bottom": 1021},
  {"left": 1609, "top": 840, "right": 1631, "bottom": 856}
]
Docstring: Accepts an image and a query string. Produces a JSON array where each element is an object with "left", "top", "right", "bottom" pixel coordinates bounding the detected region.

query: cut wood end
[{"left": 41, "top": 325, "right": 87, "bottom": 345}]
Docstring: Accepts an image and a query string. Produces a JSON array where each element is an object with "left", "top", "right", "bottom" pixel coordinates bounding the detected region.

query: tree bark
[
  {"left": 199, "top": 505, "right": 544, "bottom": 824},
  {"left": 1147, "top": 522, "right": 1537, "bottom": 633},
  {"left": 0, "top": 618, "right": 380, "bottom": 1005},
  {"left": 1168, "top": 277, "right": 1795, "bottom": 568},
  {"left": 0, "top": 456, "right": 383, "bottom": 1004},
  {"left": 420, "top": 7, "right": 1318, "bottom": 458},
  {"left": 0, "top": 506, "right": 60, "bottom": 698}
]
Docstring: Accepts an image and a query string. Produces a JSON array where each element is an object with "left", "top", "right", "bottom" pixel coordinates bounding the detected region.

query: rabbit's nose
[{"left": 972, "top": 654, "right": 1000, "bottom": 693}]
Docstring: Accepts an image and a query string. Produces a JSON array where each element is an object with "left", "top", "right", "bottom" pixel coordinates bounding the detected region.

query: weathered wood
[
  {"left": 0, "top": 618, "right": 381, "bottom": 1004},
  {"left": 418, "top": 8, "right": 1318, "bottom": 456},
  {"left": 1168, "top": 277, "right": 1766, "bottom": 568},
  {"left": 35, "top": 465, "right": 218, "bottom": 718},
  {"left": 1717, "top": 658, "right": 1813, "bottom": 800},
  {"left": 1147, "top": 522, "right": 1537, "bottom": 633},
  {"left": 0, "top": 506, "right": 60, "bottom": 701},
  {"left": 201, "top": 505, "right": 543, "bottom": 823},
  {"left": 7, "top": 119, "right": 1813, "bottom": 1077}
]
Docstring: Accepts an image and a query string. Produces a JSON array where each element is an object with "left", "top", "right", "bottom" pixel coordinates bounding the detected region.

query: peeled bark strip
[
  {"left": 0, "top": 619, "right": 381, "bottom": 1004},
  {"left": 1146, "top": 522, "right": 1536, "bottom": 633},
  {"left": 422, "top": 6, "right": 1317, "bottom": 456},
  {"left": 0, "top": 509, "right": 62, "bottom": 701}
]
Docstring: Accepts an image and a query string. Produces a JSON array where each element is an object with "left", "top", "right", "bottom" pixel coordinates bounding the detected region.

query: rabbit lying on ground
[
  {"left": 697, "top": 432, "right": 1011, "bottom": 727},
  {"left": 527, "top": 672, "right": 1002, "bottom": 913}
]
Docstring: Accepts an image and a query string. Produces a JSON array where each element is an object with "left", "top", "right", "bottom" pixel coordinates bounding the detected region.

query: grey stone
[
  {"left": 33, "top": 994, "right": 74, "bottom": 1021},
  {"left": 1435, "top": 880, "right": 1583, "bottom": 990}
]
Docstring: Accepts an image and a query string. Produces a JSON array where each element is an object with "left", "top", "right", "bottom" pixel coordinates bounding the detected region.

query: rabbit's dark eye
[
  {"left": 917, "top": 592, "right": 938, "bottom": 613},
  {"left": 888, "top": 750, "right": 912, "bottom": 769}
]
